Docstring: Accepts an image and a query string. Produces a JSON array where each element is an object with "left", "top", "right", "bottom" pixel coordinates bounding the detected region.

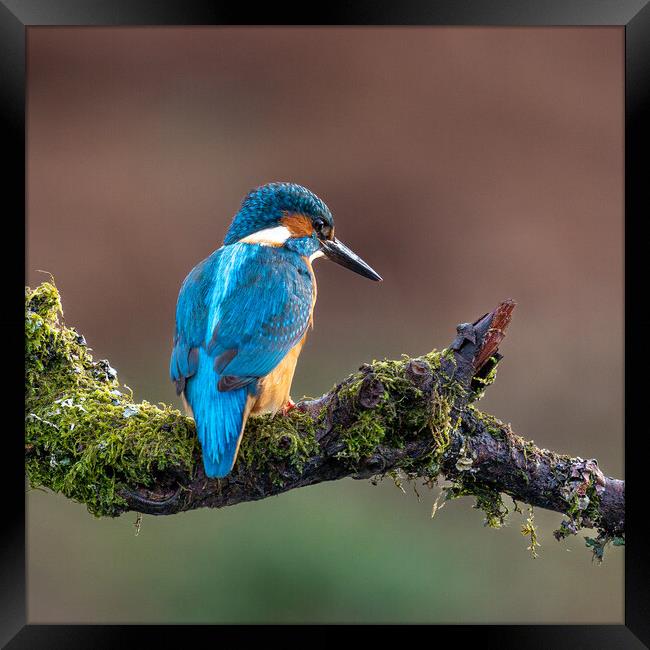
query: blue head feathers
[{"left": 223, "top": 182, "right": 334, "bottom": 245}]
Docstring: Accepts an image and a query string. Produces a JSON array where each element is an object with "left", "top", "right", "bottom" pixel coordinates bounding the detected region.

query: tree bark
[{"left": 25, "top": 283, "right": 624, "bottom": 559}]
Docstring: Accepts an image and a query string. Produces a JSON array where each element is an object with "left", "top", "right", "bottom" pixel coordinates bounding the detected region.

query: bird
[{"left": 170, "top": 182, "right": 382, "bottom": 478}]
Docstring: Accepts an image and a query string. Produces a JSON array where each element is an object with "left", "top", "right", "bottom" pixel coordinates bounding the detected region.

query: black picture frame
[{"left": 5, "top": 1, "right": 648, "bottom": 646}]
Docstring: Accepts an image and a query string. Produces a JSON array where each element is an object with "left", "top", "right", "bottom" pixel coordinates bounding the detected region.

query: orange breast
[{"left": 251, "top": 333, "right": 307, "bottom": 414}]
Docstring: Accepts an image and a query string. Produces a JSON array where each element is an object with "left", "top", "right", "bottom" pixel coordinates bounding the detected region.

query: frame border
[{"left": 5, "top": 1, "right": 648, "bottom": 646}]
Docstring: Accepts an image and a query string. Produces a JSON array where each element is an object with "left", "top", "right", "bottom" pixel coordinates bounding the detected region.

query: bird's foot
[{"left": 281, "top": 399, "right": 296, "bottom": 416}]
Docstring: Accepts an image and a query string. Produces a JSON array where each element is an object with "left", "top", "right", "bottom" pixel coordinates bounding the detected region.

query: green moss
[
  {"left": 25, "top": 282, "right": 197, "bottom": 517},
  {"left": 444, "top": 476, "right": 509, "bottom": 529},
  {"left": 332, "top": 353, "right": 456, "bottom": 471},
  {"left": 520, "top": 506, "right": 541, "bottom": 559},
  {"left": 437, "top": 346, "right": 457, "bottom": 365},
  {"left": 470, "top": 355, "right": 499, "bottom": 401},
  {"left": 335, "top": 410, "right": 386, "bottom": 463},
  {"left": 468, "top": 406, "right": 507, "bottom": 440},
  {"left": 429, "top": 395, "right": 455, "bottom": 453},
  {"left": 238, "top": 408, "right": 320, "bottom": 485},
  {"left": 441, "top": 406, "right": 512, "bottom": 528}
]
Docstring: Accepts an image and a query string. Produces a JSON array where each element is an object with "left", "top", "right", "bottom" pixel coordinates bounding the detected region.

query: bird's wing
[
  {"left": 169, "top": 249, "right": 221, "bottom": 395},
  {"left": 206, "top": 243, "right": 314, "bottom": 391},
  {"left": 171, "top": 243, "right": 314, "bottom": 478}
]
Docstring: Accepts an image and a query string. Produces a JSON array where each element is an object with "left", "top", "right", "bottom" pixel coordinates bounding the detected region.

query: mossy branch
[{"left": 25, "top": 282, "right": 624, "bottom": 559}]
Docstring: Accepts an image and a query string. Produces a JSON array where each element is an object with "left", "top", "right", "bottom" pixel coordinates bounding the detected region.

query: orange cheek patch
[{"left": 281, "top": 213, "right": 314, "bottom": 238}]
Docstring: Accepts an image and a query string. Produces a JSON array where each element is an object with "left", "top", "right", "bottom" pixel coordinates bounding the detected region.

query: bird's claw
[{"left": 281, "top": 399, "right": 296, "bottom": 416}]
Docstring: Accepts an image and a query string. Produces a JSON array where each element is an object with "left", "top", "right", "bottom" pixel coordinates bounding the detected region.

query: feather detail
[
  {"left": 171, "top": 242, "right": 315, "bottom": 478},
  {"left": 185, "top": 348, "right": 249, "bottom": 478}
]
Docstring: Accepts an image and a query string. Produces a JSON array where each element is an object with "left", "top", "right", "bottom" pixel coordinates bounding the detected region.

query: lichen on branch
[{"left": 24, "top": 282, "right": 624, "bottom": 560}]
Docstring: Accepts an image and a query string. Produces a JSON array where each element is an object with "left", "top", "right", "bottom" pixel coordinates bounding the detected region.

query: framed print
[{"left": 5, "top": 1, "right": 649, "bottom": 646}]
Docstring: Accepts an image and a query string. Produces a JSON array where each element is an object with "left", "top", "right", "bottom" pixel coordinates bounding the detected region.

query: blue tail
[{"left": 185, "top": 349, "right": 249, "bottom": 478}]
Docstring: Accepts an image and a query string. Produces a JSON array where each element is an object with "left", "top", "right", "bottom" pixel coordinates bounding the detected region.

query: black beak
[{"left": 320, "top": 238, "right": 383, "bottom": 282}]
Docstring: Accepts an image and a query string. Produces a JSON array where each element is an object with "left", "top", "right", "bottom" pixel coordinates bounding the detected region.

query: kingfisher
[{"left": 170, "top": 182, "right": 382, "bottom": 478}]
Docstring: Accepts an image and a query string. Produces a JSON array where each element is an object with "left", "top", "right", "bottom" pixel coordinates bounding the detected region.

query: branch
[{"left": 25, "top": 283, "right": 624, "bottom": 559}]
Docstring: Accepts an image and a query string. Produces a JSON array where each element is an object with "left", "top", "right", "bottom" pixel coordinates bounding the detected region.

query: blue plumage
[
  {"left": 184, "top": 348, "right": 250, "bottom": 478},
  {"left": 171, "top": 243, "right": 314, "bottom": 477},
  {"left": 171, "top": 182, "right": 381, "bottom": 479}
]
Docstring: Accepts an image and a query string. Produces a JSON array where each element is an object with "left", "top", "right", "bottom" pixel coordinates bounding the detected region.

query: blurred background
[{"left": 26, "top": 27, "right": 623, "bottom": 623}]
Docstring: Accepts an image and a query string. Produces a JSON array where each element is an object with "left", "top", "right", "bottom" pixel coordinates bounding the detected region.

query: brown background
[{"left": 27, "top": 27, "right": 623, "bottom": 623}]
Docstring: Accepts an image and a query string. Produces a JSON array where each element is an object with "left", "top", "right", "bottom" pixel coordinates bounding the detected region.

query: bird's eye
[{"left": 314, "top": 218, "right": 325, "bottom": 233}]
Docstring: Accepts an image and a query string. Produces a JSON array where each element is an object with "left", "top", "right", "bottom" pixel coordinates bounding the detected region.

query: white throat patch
[{"left": 240, "top": 226, "right": 291, "bottom": 246}]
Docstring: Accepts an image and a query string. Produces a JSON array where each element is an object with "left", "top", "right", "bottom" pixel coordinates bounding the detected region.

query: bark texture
[{"left": 25, "top": 283, "right": 624, "bottom": 559}]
